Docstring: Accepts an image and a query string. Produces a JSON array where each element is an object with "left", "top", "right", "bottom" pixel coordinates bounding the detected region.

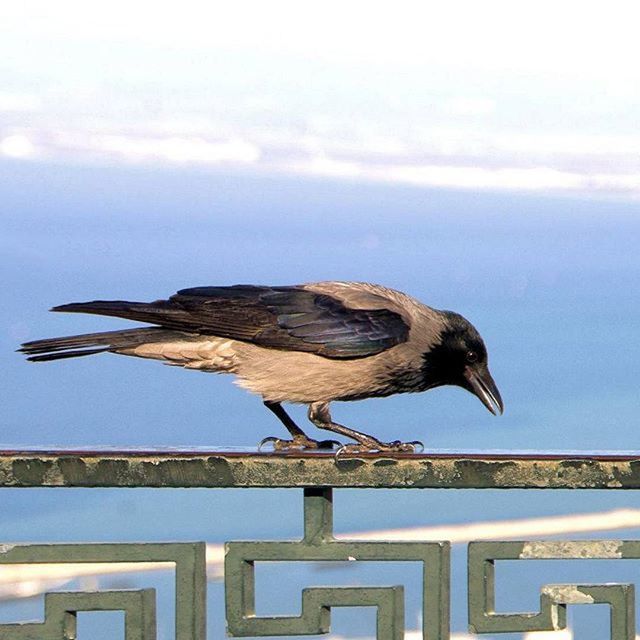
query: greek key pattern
[
  {"left": 468, "top": 540, "right": 638, "bottom": 639},
  {"left": 0, "top": 590, "right": 156, "bottom": 640},
  {"left": 0, "top": 543, "right": 206, "bottom": 640},
  {"left": 225, "top": 489, "right": 449, "bottom": 639}
]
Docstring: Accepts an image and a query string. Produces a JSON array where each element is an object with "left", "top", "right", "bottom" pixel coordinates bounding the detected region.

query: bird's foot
[
  {"left": 336, "top": 438, "right": 424, "bottom": 456},
  {"left": 258, "top": 435, "right": 342, "bottom": 452}
]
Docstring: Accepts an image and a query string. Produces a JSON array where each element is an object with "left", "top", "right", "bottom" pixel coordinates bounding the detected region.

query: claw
[
  {"left": 335, "top": 444, "right": 358, "bottom": 458},
  {"left": 258, "top": 436, "right": 280, "bottom": 452}
]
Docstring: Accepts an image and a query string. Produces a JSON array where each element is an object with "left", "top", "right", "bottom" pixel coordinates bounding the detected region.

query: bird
[{"left": 19, "top": 282, "right": 503, "bottom": 453}]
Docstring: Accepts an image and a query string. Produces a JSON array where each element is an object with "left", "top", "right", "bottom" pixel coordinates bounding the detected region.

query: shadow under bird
[{"left": 19, "top": 282, "right": 503, "bottom": 452}]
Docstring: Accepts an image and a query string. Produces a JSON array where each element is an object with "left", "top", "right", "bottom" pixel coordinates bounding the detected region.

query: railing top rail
[{"left": 1, "top": 449, "right": 639, "bottom": 489}]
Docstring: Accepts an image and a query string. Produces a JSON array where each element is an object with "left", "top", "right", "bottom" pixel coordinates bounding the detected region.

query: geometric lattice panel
[
  {"left": 0, "top": 543, "right": 206, "bottom": 640},
  {"left": 225, "top": 489, "right": 450, "bottom": 640},
  {"left": 0, "top": 590, "right": 156, "bottom": 640},
  {"left": 468, "top": 540, "right": 637, "bottom": 639}
]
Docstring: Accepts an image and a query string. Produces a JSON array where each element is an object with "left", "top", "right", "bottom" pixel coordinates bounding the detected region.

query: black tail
[
  {"left": 19, "top": 327, "right": 166, "bottom": 362},
  {"left": 51, "top": 300, "right": 177, "bottom": 324}
]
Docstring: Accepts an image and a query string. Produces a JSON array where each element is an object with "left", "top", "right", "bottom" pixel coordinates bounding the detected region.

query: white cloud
[
  {"left": 92, "top": 135, "right": 261, "bottom": 165},
  {"left": 288, "top": 154, "right": 363, "bottom": 179},
  {"left": 386, "top": 165, "right": 586, "bottom": 191},
  {"left": 4, "top": 124, "right": 640, "bottom": 198},
  {"left": 493, "top": 132, "right": 640, "bottom": 156},
  {"left": 0, "top": 0, "right": 637, "bottom": 203},
  {"left": 0, "top": 135, "right": 36, "bottom": 158},
  {"left": 590, "top": 173, "right": 640, "bottom": 192}
]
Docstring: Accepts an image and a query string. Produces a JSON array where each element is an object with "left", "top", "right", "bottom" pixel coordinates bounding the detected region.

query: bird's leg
[
  {"left": 307, "top": 402, "right": 422, "bottom": 454},
  {"left": 260, "top": 401, "right": 341, "bottom": 451}
]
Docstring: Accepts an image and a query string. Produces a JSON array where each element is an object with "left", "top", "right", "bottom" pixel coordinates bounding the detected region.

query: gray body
[{"left": 120, "top": 282, "right": 445, "bottom": 403}]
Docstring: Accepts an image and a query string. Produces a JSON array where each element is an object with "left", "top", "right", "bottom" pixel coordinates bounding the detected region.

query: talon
[
  {"left": 258, "top": 436, "right": 280, "bottom": 451},
  {"left": 335, "top": 444, "right": 362, "bottom": 457}
]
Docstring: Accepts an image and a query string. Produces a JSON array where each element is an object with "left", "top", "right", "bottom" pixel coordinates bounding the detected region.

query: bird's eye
[{"left": 466, "top": 350, "right": 478, "bottom": 363}]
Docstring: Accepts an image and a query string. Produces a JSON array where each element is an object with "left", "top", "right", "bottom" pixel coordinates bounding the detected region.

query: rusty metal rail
[
  {"left": 1, "top": 448, "right": 640, "bottom": 488},
  {"left": 3, "top": 449, "right": 640, "bottom": 639}
]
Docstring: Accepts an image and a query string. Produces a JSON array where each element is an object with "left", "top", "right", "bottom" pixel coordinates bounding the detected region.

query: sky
[
  {"left": 2, "top": 6, "right": 640, "bottom": 637},
  {"left": 1, "top": 0, "right": 639, "bottom": 197}
]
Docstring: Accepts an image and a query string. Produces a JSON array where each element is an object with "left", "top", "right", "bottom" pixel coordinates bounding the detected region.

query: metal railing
[{"left": 1, "top": 449, "right": 639, "bottom": 640}]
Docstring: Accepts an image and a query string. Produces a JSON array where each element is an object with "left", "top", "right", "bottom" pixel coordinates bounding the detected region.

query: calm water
[{"left": 2, "top": 160, "right": 639, "bottom": 638}]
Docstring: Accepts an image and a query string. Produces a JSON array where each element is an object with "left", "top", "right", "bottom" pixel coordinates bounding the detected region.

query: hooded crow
[{"left": 19, "top": 282, "right": 503, "bottom": 452}]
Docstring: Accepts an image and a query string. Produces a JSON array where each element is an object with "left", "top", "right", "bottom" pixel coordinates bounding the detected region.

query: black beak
[{"left": 463, "top": 365, "right": 504, "bottom": 415}]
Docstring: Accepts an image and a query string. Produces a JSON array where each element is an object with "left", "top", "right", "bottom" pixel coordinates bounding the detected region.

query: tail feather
[
  {"left": 26, "top": 348, "right": 110, "bottom": 362},
  {"left": 51, "top": 300, "right": 181, "bottom": 326},
  {"left": 19, "top": 327, "right": 169, "bottom": 362}
]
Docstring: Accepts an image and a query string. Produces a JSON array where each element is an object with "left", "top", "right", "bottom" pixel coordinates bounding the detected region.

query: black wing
[{"left": 52, "top": 285, "right": 410, "bottom": 359}]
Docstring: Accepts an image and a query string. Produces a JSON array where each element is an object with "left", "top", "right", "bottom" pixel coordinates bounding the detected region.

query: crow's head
[{"left": 422, "top": 311, "right": 503, "bottom": 415}]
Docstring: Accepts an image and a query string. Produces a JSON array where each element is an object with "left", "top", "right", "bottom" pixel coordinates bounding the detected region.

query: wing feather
[{"left": 53, "top": 284, "right": 410, "bottom": 359}]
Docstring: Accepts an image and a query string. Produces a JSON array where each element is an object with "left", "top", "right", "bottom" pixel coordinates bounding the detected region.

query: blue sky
[
  {"left": 1, "top": 0, "right": 639, "bottom": 198},
  {"left": 2, "top": 8, "right": 640, "bottom": 636}
]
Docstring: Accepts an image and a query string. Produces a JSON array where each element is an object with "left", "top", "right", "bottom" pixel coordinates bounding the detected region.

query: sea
[{"left": 1, "top": 159, "right": 640, "bottom": 638}]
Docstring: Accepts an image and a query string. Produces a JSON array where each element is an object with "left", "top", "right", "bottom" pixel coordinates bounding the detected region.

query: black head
[{"left": 422, "top": 311, "right": 503, "bottom": 415}]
